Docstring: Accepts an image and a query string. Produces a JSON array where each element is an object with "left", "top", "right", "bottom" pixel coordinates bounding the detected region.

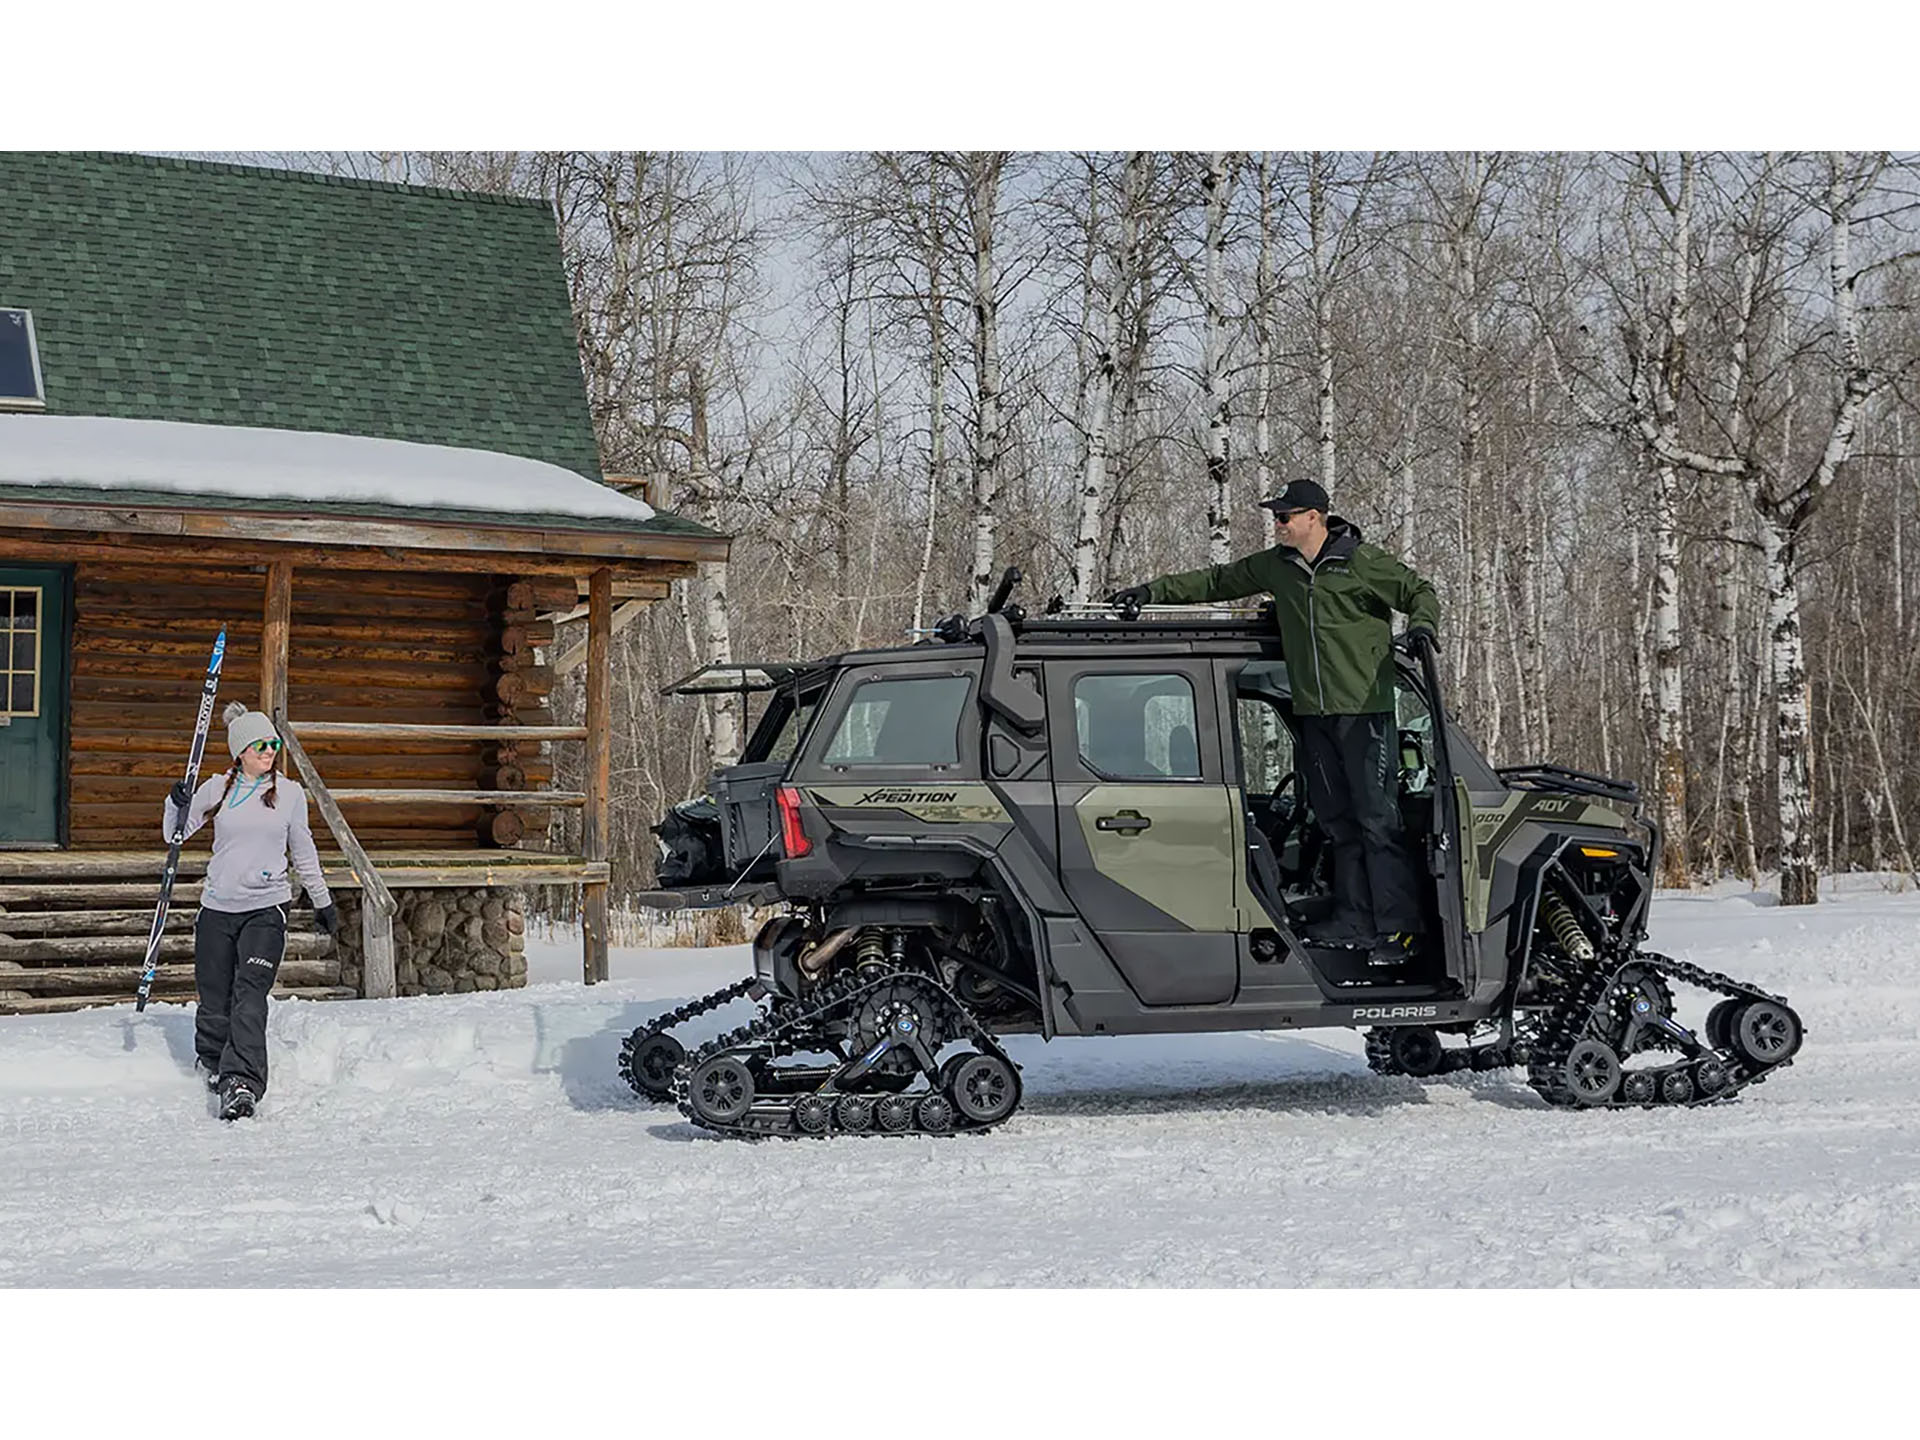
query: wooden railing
[{"left": 275, "top": 713, "right": 401, "bottom": 997}]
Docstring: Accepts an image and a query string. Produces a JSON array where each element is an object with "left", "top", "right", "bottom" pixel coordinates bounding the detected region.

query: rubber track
[
  {"left": 1526, "top": 949, "right": 1800, "bottom": 1109},
  {"left": 670, "top": 968, "right": 1022, "bottom": 1140},
  {"left": 616, "top": 977, "right": 758, "bottom": 1100}
]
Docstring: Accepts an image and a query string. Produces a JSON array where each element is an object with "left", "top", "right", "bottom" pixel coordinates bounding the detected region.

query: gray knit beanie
[{"left": 223, "top": 701, "right": 280, "bottom": 760}]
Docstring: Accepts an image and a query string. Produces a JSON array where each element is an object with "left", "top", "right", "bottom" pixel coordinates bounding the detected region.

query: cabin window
[
  {"left": 822, "top": 675, "right": 970, "bottom": 766},
  {"left": 0, "top": 309, "right": 46, "bottom": 409},
  {"left": 1, "top": 587, "right": 41, "bottom": 716},
  {"left": 1073, "top": 672, "right": 1202, "bottom": 780}
]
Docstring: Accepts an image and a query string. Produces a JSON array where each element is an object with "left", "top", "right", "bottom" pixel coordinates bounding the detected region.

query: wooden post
[
  {"left": 261, "top": 560, "right": 292, "bottom": 718},
  {"left": 362, "top": 901, "right": 396, "bottom": 1001},
  {"left": 582, "top": 566, "right": 613, "bottom": 985}
]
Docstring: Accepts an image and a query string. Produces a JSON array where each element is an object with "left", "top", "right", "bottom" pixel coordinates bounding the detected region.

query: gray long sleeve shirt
[{"left": 162, "top": 775, "right": 333, "bottom": 914}]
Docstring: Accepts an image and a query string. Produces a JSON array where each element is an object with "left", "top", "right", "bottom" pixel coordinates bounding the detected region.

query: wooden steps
[
  {"left": 0, "top": 957, "right": 341, "bottom": 995},
  {"left": 1, "top": 987, "right": 360, "bottom": 1016},
  {"left": 0, "top": 849, "right": 607, "bottom": 887},
  {"left": 0, "top": 909, "right": 199, "bottom": 937},
  {"left": 0, "top": 932, "right": 335, "bottom": 964}
]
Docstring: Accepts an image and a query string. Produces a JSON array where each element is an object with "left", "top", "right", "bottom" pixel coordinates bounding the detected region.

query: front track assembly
[
  {"left": 620, "top": 968, "right": 1023, "bottom": 1139},
  {"left": 1526, "top": 950, "right": 1803, "bottom": 1109}
]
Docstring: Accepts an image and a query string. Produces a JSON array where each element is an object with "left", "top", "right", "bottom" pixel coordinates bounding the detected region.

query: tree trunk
[
  {"left": 965, "top": 153, "right": 1007, "bottom": 615},
  {"left": 913, "top": 165, "right": 949, "bottom": 635},
  {"left": 1071, "top": 152, "right": 1146, "bottom": 606},
  {"left": 1203, "top": 152, "right": 1237, "bottom": 564},
  {"left": 1310, "top": 154, "right": 1337, "bottom": 492},
  {"left": 1652, "top": 463, "right": 1689, "bottom": 885},
  {"left": 1253, "top": 154, "right": 1275, "bottom": 510},
  {"left": 1764, "top": 516, "right": 1818, "bottom": 905}
]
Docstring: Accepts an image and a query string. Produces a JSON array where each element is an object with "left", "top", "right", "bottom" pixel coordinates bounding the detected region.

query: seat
[{"left": 1165, "top": 722, "right": 1198, "bottom": 777}]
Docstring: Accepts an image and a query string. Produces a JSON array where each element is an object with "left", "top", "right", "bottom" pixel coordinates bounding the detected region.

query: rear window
[{"left": 822, "top": 675, "right": 971, "bottom": 767}]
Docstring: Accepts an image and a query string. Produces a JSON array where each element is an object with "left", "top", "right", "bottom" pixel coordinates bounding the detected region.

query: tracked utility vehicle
[{"left": 619, "top": 571, "right": 1803, "bottom": 1138}]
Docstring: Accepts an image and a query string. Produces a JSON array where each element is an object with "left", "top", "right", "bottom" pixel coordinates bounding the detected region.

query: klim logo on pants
[{"left": 244, "top": 955, "right": 275, "bottom": 968}]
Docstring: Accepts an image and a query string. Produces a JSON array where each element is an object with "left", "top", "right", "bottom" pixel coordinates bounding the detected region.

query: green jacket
[{"left": 1147, "top": 519, "right": 1439, "bottom": 715}]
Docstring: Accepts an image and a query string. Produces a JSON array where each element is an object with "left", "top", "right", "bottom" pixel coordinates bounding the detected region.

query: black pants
[
  {"left": 194, "top": 904, "right": 287, "bottom": 1094},
  {"left": 1296, "top": 712, "right": 1425, "bottom": 937}
]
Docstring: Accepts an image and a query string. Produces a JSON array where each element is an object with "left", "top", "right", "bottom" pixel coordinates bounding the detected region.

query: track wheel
[
  {"left": 688, "top": 1055, "right": 756, "bottom": 1125},
  {"left": 1621, "top": 1070, "right": 1656, "bottom": 1106},
  {"left": 793, "top": 1094, "right": 834, "bottom": 1135},
  {"left": 1696, "top": 1058, "right": 1729, "bottom": 1095},
  {"left": 1659, "top": 1068, "right": 1694, "bottom": 1105},
  {"left": 916, "top": 1094, "right": 955, "bottom": 1133},
  {"left": 1730, "top": 1002, "right": 1803, "bottom": 1068},
  {"left": 876, "top": 1094, "right": 917, "bottom": 1133},
  {"left": 1389, "top": 1026, "right": 1445, "bottom": 1078},
  {"left": 948, "top": 1053, "right": 1021, "bottom": 1126},
  {"left": 620, "top": 1031, "right": 685, "bottom": 1102},
  {"left": 1705, "top": 999, "right": 1744, "bottom": 1052},
  {"left": 834, "top": 1094, "right": 875, "bottom": 1133},
  {"left": 1564, "top": 1039, "right": 1622, "bottom": 1106}
]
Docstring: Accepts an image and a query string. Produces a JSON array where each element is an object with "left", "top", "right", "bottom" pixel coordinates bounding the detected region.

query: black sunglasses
[{"left": 1271, "top": 509, "right": 1308, "bottom": 523}]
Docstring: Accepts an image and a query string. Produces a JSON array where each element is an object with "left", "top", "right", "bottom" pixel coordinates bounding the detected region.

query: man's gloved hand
[
  {"left": 168, "top": 779, "right": 195, "bottom": 811},
  {"left": 1107, "top": 583, "right": 1153, "bottom": 613},
  {"left": 314, "top": 902, "right": 340, "bottom": 937},
  {"left": 1393, "top": 624, "right": 1437, "bottom": 656}
]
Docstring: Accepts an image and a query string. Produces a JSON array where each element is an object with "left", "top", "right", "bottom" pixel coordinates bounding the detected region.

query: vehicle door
[{"left": 1044, "top": 657, "right": 1238, "bottom": 1006}]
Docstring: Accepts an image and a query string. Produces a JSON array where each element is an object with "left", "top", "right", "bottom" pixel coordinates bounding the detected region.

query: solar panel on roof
[{"left": 0, "top": 310, "right": 45, "bottom": 408}]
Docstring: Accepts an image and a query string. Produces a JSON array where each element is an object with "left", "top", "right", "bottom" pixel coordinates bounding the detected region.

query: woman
[{"left": 164, "top": 702, "right": 337, "bottom": 1120}]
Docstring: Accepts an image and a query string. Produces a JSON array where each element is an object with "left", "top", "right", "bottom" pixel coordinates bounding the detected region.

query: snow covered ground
[{"left": 3, "top": 879, "right": 1918, "bottom": 1286}]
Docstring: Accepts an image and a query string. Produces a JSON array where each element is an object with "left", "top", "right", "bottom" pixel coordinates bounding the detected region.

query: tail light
[{"left": 776, "top": 785, "right": 812, "bottom": 858}]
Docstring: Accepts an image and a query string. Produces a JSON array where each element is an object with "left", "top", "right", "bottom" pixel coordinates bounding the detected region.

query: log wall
[{"left": 62, "top": 560, "right": 549, "bottom": 850}]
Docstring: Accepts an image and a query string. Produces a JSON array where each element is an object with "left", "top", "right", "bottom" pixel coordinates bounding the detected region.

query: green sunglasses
[{"left": 246, "top": 739, "right": 282, "bottom": 754}]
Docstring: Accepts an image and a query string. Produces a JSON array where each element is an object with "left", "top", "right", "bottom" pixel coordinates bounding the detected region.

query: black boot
[
  {"left": 194, "top": 1057, "right": 221, "bottom": 1092},
  {"left": 1367, "top": 932, "right": 1423, "bottom": 968},
  {"left": 218, "top": 1076, "right": 257, "bottom": 1121}
]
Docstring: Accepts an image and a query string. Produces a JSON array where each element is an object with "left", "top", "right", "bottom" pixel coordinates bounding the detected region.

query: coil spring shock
[{"left": 1540, "top": 892, "right": 1596, "bottom": 963}]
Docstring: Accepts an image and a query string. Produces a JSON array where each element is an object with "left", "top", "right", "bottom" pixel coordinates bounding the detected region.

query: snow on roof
[{"left": 0, "top": 414, "right": 654, "bottom": 524}]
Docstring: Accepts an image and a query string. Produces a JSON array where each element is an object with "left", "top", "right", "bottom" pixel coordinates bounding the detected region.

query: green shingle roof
[{"left": 0, "top": 151, "right": 606, "bottom": 483}]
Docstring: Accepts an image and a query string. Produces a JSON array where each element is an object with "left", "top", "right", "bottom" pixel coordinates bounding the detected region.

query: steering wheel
[{"left": 1262, "top": 770, "right": 1305, "bottom": 857}]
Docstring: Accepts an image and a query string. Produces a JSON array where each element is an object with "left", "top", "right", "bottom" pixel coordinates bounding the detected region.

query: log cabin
[{"left": 0, "top": 152, "right": 729, "bottom": 1013}]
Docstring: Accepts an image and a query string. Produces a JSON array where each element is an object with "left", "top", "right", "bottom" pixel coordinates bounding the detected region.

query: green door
[
  {"left": 1047, "top": 660, "right": 1240, "bottom": 1006},
  {"left": 0, "top": 566, "right": 69, "bottom": 846}
]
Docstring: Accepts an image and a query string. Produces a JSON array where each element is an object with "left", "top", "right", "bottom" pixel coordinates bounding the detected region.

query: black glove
[
  {"left": 169, "top": 778, "right": 195, "bottom": 811},
  {"left": 1394, "top": 624, "right": 1437, "bottom": 656},
  {"left": 1107, "top": 583, "right": 1153, "bottom": 614},
  {"left": 314, "top": 903, "right": 340, "bottom": 937}
]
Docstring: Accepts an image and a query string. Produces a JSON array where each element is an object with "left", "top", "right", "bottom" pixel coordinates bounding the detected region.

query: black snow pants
[
  {"left": 1296, "top": 712, "right": 1426, "bottom": 939},
  {"left": 193, "top": 904, "right": 288, "bottom": 1095}
]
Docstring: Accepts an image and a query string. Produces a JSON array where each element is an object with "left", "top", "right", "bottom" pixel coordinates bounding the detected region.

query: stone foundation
[{"left": 333, "top": 887, "right": 528, "bottom": 996}]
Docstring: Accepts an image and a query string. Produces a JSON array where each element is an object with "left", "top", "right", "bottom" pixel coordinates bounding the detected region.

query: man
[{"left": 1110, "top": 479, "right": 1439, "bottom": 967}]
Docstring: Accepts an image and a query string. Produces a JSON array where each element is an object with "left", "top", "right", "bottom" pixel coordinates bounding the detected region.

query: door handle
[{"left": 1095, "top": 810, "right": 1151, "bottom": 834}]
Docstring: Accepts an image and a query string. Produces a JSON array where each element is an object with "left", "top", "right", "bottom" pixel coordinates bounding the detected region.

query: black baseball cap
[{"left": 1258, "top": 479, "right": 1330, "bottom": 515}]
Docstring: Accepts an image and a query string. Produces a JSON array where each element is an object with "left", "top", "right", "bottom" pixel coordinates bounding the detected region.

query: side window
[
  {"left": 1395, "top": 671, "right": 1434, "bottom": 792},
  {"left": 1073, "top": 673, "right": 1201, "bottom": 780},
  {"left": 822, "top": 675, "right": 971, "bottom": 766},
  {"left": 749, "top": 690, "right": 822, "bottom": 765},
  {"left": 1235, "top": 698, "right": 1293, "bottom": 797}
]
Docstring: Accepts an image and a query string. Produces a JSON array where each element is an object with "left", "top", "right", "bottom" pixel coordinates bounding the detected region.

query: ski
[{"left": 135, "top": 626, "right": 227, "bottom": 1012}]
